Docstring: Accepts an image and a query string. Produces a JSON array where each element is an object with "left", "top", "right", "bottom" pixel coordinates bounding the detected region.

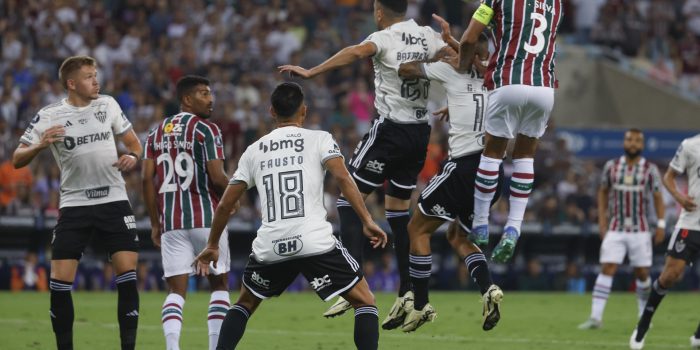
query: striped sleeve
[
  {"left": 648, "top": 164, "right": 662, "bottom": 192},
  {"left": 600, "top": 160, "right": 613, "bottom": 189},
  {"left": 198, "top": 122, "right": 225, "bottom": 161}
]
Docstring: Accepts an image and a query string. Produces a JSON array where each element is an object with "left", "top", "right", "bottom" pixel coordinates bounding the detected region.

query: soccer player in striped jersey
[
  {"left": 194, "top": 82, "right": 387, "bottom": 350},
  {"left": 397, "top": 26, "right": 504, "bottom": 333},
  {"left": 458, "top": 0, "right": 563, "bottom": 262},
  {"left": 279, "top": 0, "right": 451, "bottom": 328},
  {"left": 142, "top": 76, "right": 232, "bottom": 350},
  {"left": 13, "top": 56, "right": 143, "bottom": 350},
  {"left": 578, "top": 129, "right": 665, "bottom": 330},
  {"left": 630, "top": 134, "right": 700, "bottom": 350}
]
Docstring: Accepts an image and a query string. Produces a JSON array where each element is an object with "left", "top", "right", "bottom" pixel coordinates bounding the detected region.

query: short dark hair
[
  {"left": 59, "top": 56, "right": 96, "bottom": 89},
  {"left": 271, "top": 82, "right": 304, "bottom": 119},
  {"left": 176, "top": 75, "right": 210, "bottom": 102},
  {"left": 377, "top": 0, "right": 407, "bottom": 16},
  {"left": 627, "top": 128, "right": 643, "bottom": 135}
]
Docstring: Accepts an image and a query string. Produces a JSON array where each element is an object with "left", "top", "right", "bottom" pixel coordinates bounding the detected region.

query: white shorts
[
  {"left": 485, "top": 85, "right": 554, "bottom": 139},
  {"left": 599, "top": 231, "right": 652, "bottom": 267},
  {"left": 161, "top": 228, "right": 231, "bottom": 278}
]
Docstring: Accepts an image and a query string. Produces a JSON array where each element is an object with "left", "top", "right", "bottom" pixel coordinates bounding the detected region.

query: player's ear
[
  {"left": 269, "top": 106, "right": 277, "bottom": 118},
  {"left": 300, "top": 104, "right": 307, "bottom": 118}
]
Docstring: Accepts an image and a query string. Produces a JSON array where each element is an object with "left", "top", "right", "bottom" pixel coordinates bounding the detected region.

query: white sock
[
  {"left": 162, "top": 293, "right": 185, "bottom": 350},
  {"left": 473, "top": 155, "right": 502, "bottom": 228},
  {"left": 636, "top": 278, "right": 651, "bottom": 318},
  {"left": 506, "top": 158, "right": 534, "bottom": 232},
  {"left": 208, "top": 290, "right": 230, "bottom": 350},
  {"left": 590, "top": 274, "right": 613, "bottom": 322}
]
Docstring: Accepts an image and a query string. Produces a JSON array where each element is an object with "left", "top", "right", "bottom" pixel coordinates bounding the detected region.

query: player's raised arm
[
  {"left": 325, "top": 156, "right": 387, "bottom": 248},
  {"left": 278, "top": 41, "right": 377, "bottom": 79},
  {"left": 458, "top": 3, "right": 491, "bottom": 72}
]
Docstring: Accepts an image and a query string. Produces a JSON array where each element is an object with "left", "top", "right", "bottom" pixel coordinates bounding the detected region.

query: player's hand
[
  {"left": 39, "top": 125, "right": 65, "bottom": 148},
  {"left": 654, "top": 227, "right": 665, "bottom": 245},
  {"left": 432, "top": 14, "right": 452, "bottom": 43},
  {"left": 362, "top": 221, "right": 388, "bottom": 249},
  {"left": 433, "top": 107, "right": 449, "bottom": 122},
  {"left": 278, "top": 65, "right": 313, "bottom": 79},
  {"left": 194, "top": 247, "right": 219, "bottom": 277},
  {"left": 151, "top": 226, "right": 162, "bottom": 248},
  {"left": 113, "top": 153, "right": 138, "bottom": 172},
  {"left": 678, "top": 195, "right": 697, "bottom": 211}
]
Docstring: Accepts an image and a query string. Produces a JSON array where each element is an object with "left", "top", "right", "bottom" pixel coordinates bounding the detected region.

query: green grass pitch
[{"left": 1, "top": 291, "right": 696, "bottom": 349}]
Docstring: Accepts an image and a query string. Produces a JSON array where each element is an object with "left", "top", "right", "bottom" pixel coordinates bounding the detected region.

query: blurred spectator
[{"left": 0, "top": 158, "right": 34, "bottom": 213}]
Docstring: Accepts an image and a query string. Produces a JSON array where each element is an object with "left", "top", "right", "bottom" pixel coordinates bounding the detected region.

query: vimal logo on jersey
[
  {"left": 259, "top": 138, "right": 305, "bottom": 153},
  {"left": 272, "top": 235, "right": 304, "bottom": 257}
]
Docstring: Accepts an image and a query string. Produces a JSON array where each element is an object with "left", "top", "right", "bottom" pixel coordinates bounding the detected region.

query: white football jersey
[
  {"left": 20, "top": 95, "right": 132, "bottom": 208},
  {"left": 669, "top": 134, "right": 700, "bottom": 231},
  {"left": 423, "top": 62, "right": 488, "bottom": 159},
  {"left": 230, "top": 126, "right": 343, "bottom": 263},
  {"left": 363, "top": 19, "right": 446, "bottom": 124}
]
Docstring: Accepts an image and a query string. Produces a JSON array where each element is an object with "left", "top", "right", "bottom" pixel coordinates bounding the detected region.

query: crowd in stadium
[{"left": 0, "top": 0, "right": 696, "bottom": 292}]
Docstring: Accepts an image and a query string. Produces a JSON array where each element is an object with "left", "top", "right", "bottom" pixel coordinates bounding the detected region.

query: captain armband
[{"left": 473, "top": 3, "right": 494, "bottom": 25}]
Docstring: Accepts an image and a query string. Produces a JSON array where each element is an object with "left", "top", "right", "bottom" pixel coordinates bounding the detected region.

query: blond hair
[{"left": 58, "top": 56, "right": 97, "bottom": 89}]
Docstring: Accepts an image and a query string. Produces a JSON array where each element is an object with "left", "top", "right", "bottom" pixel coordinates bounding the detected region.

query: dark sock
[
  {"left": 695, "top": 320, "right": 700, "bottom": 338},
  {"left": 387, "top": 210, "right": 411, "bottom": 296},
  {"left": 636, "top": 280, "right": 667, "bottom": 341},
  {"left": 50, "top": 279, "right": 74, "bottom": 350},
  {"left": 354, "top": 306, "right": 379, "bottom": 350},
  {"left": 337, "top": 198, "right": 365, "bottom": 265},
  {"left": 464, "top": 253, "right": 493, "bottom": 295},
  {"left": 216, "top": 304, "right": 251, "bottom": 350},
  {"left": 408, "top": 254, "right": 431, "bottom": 310},
  {"left": 116, "top": 270, "right": 139, "bottom": 350}
]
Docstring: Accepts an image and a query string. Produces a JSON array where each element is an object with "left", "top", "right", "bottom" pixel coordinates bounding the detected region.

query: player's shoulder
[
  {"left": 37, "top": 100, "right": 66, "bottom": 115},
  {"left": 96, "top": 94, "right": 118, "bottom": 105},
  {"left": 682, "top": 134, "right": 700, "bottom": 148}
]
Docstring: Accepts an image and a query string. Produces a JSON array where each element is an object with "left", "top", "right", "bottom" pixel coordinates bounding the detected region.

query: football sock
[
  {"left": 354, "top": 306, "right": 379, "bottom": 350},
  {"left": 506, "top": 158, "right": 534, "bottom": 232},
  {"left": 590, "top": 274, "right": 612, "bottom": 321},
  {"left": 387, "top": 210, "right": 411, "bottom": 296},
  {"left": 408, "top": 254, "right": 431, "bottom": 310},
  {"left": 635, "top": 278, "right": 651, "bottom": 318},
  {"left": 162, "top": 293, "right": 185, "bottom": 350},
  {"left": 208, "top": 291, "right": 230, "bottom": 350},
  {"left": 50, "top": 278, "right": 74, "bottom": 350},
  {"left": 216, "top": 304, "right": 251, "bottom": 350},
  {"left": 694, "top": 320, "right": 700, "bottom": 338},
  {"left": 465, "top": 253, "right": 492, "bottom": 295},
  {"left": 474, "top": 155, "right": 502, "bottom": 227},
  {"left": 116, "top": 270, "right": 139, "bottom": 350},
  {"left": 337, "top": 198, "right": 365, "bottom": 265},
  {"left": 636, "top": 280, "right": 667, "bottom": 341}
]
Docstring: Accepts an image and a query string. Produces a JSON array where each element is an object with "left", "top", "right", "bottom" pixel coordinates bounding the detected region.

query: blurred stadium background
[{"left": 0, "top": 0, "right": 698, "bottom": 341}]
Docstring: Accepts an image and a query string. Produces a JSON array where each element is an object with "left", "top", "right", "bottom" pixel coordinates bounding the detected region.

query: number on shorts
[{"left": 156, "top": 153, "right": 194, "bottom": 193}]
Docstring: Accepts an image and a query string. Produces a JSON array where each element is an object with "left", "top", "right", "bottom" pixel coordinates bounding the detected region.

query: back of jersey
[
  {"left": 231, "top": 126, "right": 343, "bottom": 263},
  {"left": 362, "top": 19, "right": 446, "bottom": 123},
  {"left": 484, "top": 0, "right": 563, "bottom": 90},
  {"left": 144, "top": 112, "right": 225, "bottom": 232}
]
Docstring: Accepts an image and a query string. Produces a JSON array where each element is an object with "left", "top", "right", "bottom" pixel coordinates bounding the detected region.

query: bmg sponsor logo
[{"left": 259, "top": 138, "right": 305, "bottom": 153}]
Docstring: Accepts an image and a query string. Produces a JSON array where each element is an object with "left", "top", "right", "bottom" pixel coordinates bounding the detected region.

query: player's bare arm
[
  {"left": 114, "top": 129, "right": 143, "bottom": 172},
  {"left": 433, "top": 14, "right": 460, "bottom": 52},
  {"left": 458, "top": 3, "right": 491, "bottom": 73},
  {"left": 597, "top": 186, "right": 610, "bottom": 239},
  {"left": 206, "top": 159, "right": 229, "bottom": 197},
  {"left": 652, "top": 190, "right": 666, "bottom": 245},
  {"left": 278, "top": 41, "right": 377, "bottom": 79},
  {"left": 325, "top": 156, "right": 388, "bottom": 248},
  {"left": 12, "top": 125, "right": 65, "bottom": 168},
  {"left": 663, "top": 167, "right": 697, "bottom": 211},
  {"left": 142, "top": 158, "right": 162, "bottom": 247},
  {"left": 195, "top": 182, "right": 247, "bottom": 274}
]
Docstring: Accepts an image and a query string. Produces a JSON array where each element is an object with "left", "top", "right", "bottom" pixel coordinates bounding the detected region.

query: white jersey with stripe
[
  {"left": 230, "top": 126, "right": 343, "bottom": 263},
  {"left": 422, "top": 62, "right": 488, "bottom": 158},
  {"left": 19, "top": 95, "right": 132, "bottom": 208},
  {"left": 362, "top": 19, "right": 446, "bottom": 124},
  {"left": 669, "top": 134, "right": 700, "bottom": 231}
]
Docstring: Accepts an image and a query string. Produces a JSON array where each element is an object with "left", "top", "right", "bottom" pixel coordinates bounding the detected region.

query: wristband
[
  {"left": 127, "top": 152, "right": 140, "bottom": 161},
  {"left": 657, "top": 219, "right": 666, "bottom": 230},
  {"left": 473, "top": 3, "right": 494, "bottom": 25}
]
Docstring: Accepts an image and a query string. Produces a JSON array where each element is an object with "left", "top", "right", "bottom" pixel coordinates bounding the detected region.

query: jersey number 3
[
  {"left": 262, "top": 170, "right": 305, "bottom": 222},
  {"left": 524, "top": 13, "right": 547, "bottom": 55}
]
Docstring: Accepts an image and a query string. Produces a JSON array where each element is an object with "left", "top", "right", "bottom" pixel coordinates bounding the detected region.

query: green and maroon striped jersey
[
  {"left": 481, "top": 0, "right": 563, "bottom": 90},
  {"left": 144, "top": 112, "right": 225, "bottom": 232},
  {"left": 601, "top": 156, "right": 662, "bottom": 233}
]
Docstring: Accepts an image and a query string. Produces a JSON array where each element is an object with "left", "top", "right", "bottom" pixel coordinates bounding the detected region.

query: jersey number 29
[{"left": 157, "top": 153, "right": 194, "bottom": 193}]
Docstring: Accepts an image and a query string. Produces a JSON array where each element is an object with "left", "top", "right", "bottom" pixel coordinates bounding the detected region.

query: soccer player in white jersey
[
  {"left": 12, "top": 56, "right": 143, "bottom": 350},
  {"left": 630, "top": 134, "right": 700, "bottom": 350},
  {"left": 578, "top": 129, "right": 665, "bottom": 330},
  {"left": 396, "top": 28, "right": 504, "bottom": 333},
  {"left": 279, "top": 0, "right": 451, "bottom": 328},
  {"left": 143, "top": 76, "right": 232, "bottom": 350},
  {"left": 194, "top": 83, "right": 388, "bottom": 350}
]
